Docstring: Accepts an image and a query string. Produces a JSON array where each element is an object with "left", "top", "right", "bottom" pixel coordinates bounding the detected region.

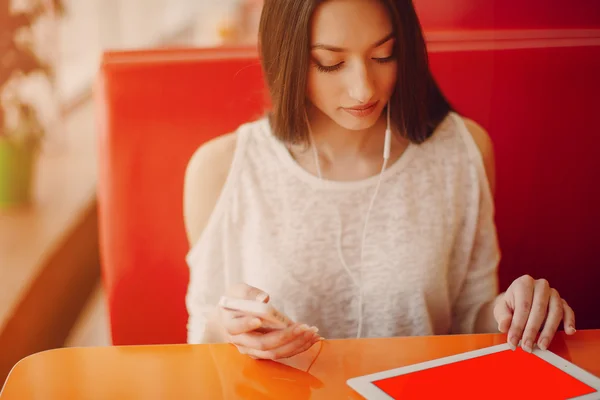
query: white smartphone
[{"left": 218, "top": 296, "right": 293, "bottom": 330}]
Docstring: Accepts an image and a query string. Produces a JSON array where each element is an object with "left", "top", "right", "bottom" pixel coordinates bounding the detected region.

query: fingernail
[
  {"left": 569, "top": 326, "right": 577, "bottom": 334},
  {"left": 294, "top": 324, "right": 310, "bottom": 334},
  {"left": 309, "top": 326, "right": 319, "bottom": 333},
  {"left": 508, "top": 336, "right": 518, "bottom": 351},
  {"left": 522, "top": 339, "right": 533, "bottom": 353},
  {"left": 251, "top": 318, "right": 262, "bottom": 328},
  {"left": 256, "top": 293, "right": 268, "bottom": 302},
  {"left": 538, "top": 338, "right": 549, "bottom": 351}
]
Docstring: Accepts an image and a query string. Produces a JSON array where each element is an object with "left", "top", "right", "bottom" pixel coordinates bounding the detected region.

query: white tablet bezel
[{"left": 347, "top": 343, "right": 600, "bottom": 400}]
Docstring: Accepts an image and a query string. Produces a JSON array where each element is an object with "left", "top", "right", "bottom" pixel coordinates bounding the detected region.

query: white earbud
[
  {"left": 307, "top": 102, "right": 392, "bottom": 339},
  {"left": 353, "top": 100, "right": 392, "bottom": 338},
  {"left": 384, "top": 103, "right": 391, "bottom": 160}
]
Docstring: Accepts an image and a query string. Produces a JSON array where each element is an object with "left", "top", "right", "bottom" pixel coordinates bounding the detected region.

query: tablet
[{"left": 347, "top": 343, "right": 600, "bottom": 399}]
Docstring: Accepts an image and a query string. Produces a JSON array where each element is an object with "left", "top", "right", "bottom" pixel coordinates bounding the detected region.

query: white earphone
[
  {"left": 384, "top": 101, "right": 392, "bottom": 160},
  {"left": 307, "top": 103, "right": 392, "bottom": 338}
]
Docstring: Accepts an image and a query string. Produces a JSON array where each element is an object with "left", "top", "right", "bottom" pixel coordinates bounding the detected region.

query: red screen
[{"left": 374, "top": 348, "right": 597, "bottom": 399}]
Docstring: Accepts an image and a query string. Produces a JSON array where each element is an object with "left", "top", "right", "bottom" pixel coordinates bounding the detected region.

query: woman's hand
[
  {"left": 494, "top": 275, "right": 576, "bottom": 352},
  {"left": 219, "top": 283, "right": 322, "bottom": 360}
]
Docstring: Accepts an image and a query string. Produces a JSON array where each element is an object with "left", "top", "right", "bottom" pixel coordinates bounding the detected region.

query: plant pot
[{"left": 0, "top": 137, "right": 39, "bottom": 208}]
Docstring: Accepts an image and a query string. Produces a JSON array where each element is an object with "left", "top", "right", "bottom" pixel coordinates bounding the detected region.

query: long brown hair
[{"left": 258, "top": 0, "right": 452, "bottom": 145}]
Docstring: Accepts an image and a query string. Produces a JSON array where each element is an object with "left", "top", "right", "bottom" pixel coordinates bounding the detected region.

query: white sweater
[{"left": 186, "top": 111, "right": 500, "bottom": 342}]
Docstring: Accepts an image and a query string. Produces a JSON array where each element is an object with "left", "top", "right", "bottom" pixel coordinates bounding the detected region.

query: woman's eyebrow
[{"left": 312, "top": 32, "right": 395, "bottom": 52}]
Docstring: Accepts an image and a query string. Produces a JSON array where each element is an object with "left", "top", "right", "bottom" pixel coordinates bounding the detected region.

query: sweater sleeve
[{"left": 449, "top": 116, "right": 501, "bottom": 334}]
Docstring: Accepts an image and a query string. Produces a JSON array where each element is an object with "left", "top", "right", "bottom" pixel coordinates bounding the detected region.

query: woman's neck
[
  {"left": 286, "top": 107, "right": 409, "bottom": 181},
  {"left": 306, "top": 109, "right": 389, "bottom": 163}
]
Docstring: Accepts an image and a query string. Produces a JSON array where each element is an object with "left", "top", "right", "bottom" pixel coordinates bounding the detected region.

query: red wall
[{"left": 415, "top": 0, "right": 600, "bottom": 29}]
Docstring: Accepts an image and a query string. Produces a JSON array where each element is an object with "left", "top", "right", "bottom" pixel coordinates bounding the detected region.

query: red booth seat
[{"left": 96, "top": 35, "right": 600, "bottom": 345}]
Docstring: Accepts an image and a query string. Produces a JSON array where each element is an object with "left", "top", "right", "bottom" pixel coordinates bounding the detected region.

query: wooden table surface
[{"left": 2, "top": 330, "right": 599, "bottom": 399}]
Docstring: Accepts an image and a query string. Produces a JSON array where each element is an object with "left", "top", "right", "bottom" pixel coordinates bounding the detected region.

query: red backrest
[
  {"left": 96, "top": 19, "right": 600, "bottom": 346},
  {"left": 96, "top": 48, "right": 269, "bottom": 345},
  {"left": 430, "top": 44, "right": 600, "bottom": 331}
]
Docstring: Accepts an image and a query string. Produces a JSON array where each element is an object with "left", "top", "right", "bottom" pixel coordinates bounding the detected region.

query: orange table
[{"left": 2, "top": 330, "right": 599, "bottom": 399}]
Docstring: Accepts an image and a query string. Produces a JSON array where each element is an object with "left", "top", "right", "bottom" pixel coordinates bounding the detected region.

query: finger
[
  {"left": 218, "top": 306, "right": 256, "bottom": 326},
  {"left": 234, "top": 345, "right": 261, "bottom": 360},
  {"left": 223, "top": 315, "right": 263, "bottom": 336},
  {"left": 221, "top": 308, "right": 248, "bottom": 319},
  {"left": 507, "top": 275, "right": 535, "bottom": 350},
  {"left": 562, "top": 299, "right": 576, "bottom": 335},
  {"left": 284, "top": 333, "right": 322, "bottom": 357},
  {"left": 234, "top": 345, "right": 265, "bottom": 361},
  {"left": 231, "top": 323, "right": 315, "bottom": 351},
  {"left": 521, "top": 279, "right": 551, "bottom": 352},
  {"left": 537, "top": 289, "right": 564, "bottom": 350},
  {"left": 245, "top": 330, "right": 321, "bottom": 360},
  {"left": 493, "top": 298, "right": 513, "bottom": 333},
  {"left": 227, "top": 283, "right": 270, "bottom": 303}
]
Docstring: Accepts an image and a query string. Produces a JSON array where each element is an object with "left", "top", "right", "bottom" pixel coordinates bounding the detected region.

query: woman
[{"left": 184, "top": 0, "right": 576, "bottom": 360}]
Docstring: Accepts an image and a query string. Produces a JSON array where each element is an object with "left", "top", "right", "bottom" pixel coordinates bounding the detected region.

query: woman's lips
[{"left": 342, "top": 101, "right": 379, "bottom": 118}]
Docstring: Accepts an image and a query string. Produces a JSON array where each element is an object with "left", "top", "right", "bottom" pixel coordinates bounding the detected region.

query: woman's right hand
[{"left": 219, "top": 283, "right": 322, "bottom": 360}]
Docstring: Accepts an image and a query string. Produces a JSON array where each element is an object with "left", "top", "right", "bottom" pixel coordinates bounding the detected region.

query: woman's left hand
[{"left": 493, "top": 275, "right": 576, "bottom": 352}]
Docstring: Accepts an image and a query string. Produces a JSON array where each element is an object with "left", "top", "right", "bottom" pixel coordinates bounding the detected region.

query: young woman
[{"left": 184, "top": 0, "right": 576, "bottom": 360}]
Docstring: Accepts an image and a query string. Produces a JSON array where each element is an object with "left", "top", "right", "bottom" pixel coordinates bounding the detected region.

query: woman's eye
[
  {"left": 314, "top": 62, "right": 344, "bottom": 73},
  {"left": 312, "top": 54, "right": 396, "bottom": 73},
  {"left": 373, "top": 55, "right": 396, "bottom": 64}
]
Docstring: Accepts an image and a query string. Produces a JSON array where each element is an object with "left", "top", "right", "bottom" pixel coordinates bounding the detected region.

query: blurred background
[
  {"left": 0, "top": 0, "right": 261, "bottom": 386},
  {"left": 0, "top": 0, "right": 599, "bottom": 390}
]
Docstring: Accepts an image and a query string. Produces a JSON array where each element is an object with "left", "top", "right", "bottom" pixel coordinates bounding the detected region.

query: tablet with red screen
[{"left": 347, "top": 343, "right": 600, "bottom": 399}]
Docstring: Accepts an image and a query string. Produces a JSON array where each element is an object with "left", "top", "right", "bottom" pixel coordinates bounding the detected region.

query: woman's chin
[{"left": 333, "top": 111, "right": 382, "bottom": 131}]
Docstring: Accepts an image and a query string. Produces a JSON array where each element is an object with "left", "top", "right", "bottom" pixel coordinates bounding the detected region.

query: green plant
[{"left": 0, "top": 0, "right": 64, "bottom": 142}]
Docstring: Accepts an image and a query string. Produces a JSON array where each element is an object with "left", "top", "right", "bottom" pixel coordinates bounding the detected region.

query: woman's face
[{"left": 307, "top": 0, "right": 398, "bottom": 131}]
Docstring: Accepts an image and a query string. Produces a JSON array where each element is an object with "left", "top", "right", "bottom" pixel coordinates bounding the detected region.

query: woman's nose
[{"left": 347, "top": 63, "right": 375, "bottom": 103}]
